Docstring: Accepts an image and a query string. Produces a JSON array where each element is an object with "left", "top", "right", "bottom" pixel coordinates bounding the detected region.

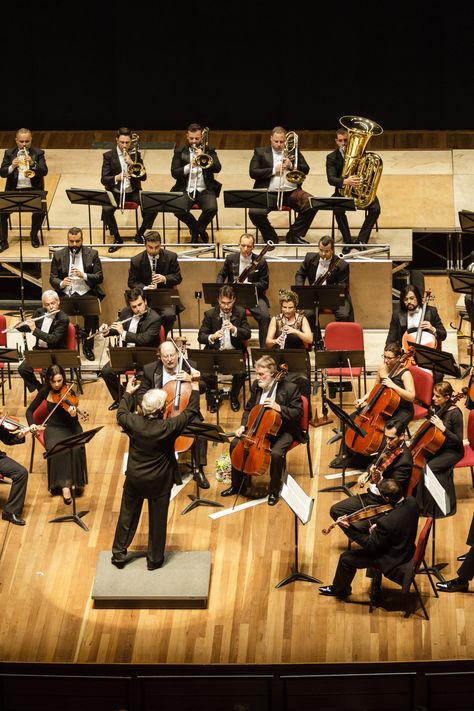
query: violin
[
  {"left": 402, "top": 289, "right": 437, "bottom": 353},
  {"left": 360, "top": 437, "right": 404, "bottom": 488},
  {"left": 50, "top": 385, "right": 89, "bottom": 422},
  {"left": 345, "top": 349, "right": 413, "bottom": 456},
  {"left": 162, "top": 349, "right": 193, "bottom": 454},
  {"left": 230, "top": 365, "right": 287, "bottom": 477},
  {"left": 322, "top": 503, "right": 393, "bottom": 535},
  {"left": 0, "top": 413, "right": 43, "bottom": 436},
  {"left": 406, "top": 388, "right": 466, "bottom": 496}
]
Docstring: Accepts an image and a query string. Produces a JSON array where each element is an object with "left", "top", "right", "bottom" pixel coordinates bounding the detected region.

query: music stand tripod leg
[
  {"left": 49, "top": 447, "right": 89, "bottom": 531},
  {"left": 181, "top": 450, "right": 223, "bottom": 514},
  {"left": 276, "top": 514, "right": 322, "bottom": 587}
]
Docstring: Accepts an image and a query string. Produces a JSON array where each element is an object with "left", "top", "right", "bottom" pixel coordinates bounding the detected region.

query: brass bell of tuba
[
  {"left": 127, "top": 133, "right": 147, "bottom": 178},
  {"left": 193, "top": 127, "right": 214, "bottom": 169},
  {"left": 338, "top": 115, "right": 383, "bottom": 210}
]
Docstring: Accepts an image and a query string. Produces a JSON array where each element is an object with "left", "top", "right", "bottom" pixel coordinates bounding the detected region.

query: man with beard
[{"left": 386, "top": 283, "right": 446, "bottom": 349}]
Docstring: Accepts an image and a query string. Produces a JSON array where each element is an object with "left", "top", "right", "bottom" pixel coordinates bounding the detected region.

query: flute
[
  {"left": 2, "top": 310, "right": 60, "bottom": 333},
  {"left": 85, "top": 314, "right": 136, "bottom": 340}
]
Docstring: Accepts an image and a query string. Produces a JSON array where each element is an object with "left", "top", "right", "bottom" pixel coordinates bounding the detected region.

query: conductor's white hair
[{"left": 141, "top": 388, "right": 167, "bottom": 417}]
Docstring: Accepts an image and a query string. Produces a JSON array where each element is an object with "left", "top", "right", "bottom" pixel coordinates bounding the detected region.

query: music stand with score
[
  {"left": 66, "top": 189, "right": 116, "bottom": 244},
  {"left": 144, "top": 288, "right": 184, "bottom": 335},
  {"left": 140, "top": 191, "right": 191, "bottom": 243},
  {"left": 411, "top": 342, "right": 460, "bottom": 379},
  {"left": 60, "top": 294, "right": 101, "bottom": 351},
  {"left": 0, "top": 191, "right": 45, "bottom": 308},
  {"left": 24, "top": 348, "right": 83, "bottom": 392},
  {"left": 291, "top": 284, "right": 345, "bottom": 350},
  {"left": 223, "top": 189, "right": 277, "bottom": 234},
  {"left": 449, "top": 270, "right": 474, "bottom": 375},
  {"left": 202, "top": 283, "right": 258, "bottom": 311},
  {"left": 108, "top": 346, "right": 157, "bottom": 401}
]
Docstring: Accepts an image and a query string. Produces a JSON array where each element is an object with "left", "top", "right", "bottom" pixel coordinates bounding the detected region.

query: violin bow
[{"left": 41, "top": 383, "right": 76, "bottom": 428}]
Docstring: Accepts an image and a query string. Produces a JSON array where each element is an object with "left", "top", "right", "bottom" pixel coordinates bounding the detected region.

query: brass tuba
[
  {"left": 338, "top": 115, "right": 383, "bottom": 209},
  {"left": 194, "top": 127, "right": 214, "bottom": 169},
  {"left": 127, "top": 132, "right": 147, "bottom": 178}
]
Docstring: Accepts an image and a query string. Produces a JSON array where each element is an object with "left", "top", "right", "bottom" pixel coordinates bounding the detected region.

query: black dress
[
  {"left": 390, "top": 368, "right": 415, "bottom": 428},
  {"left": 26, "top": 387, "right": 87, "bottom": 492},
  {"left": 416, "top": 406, "right": 464, "bottom": 518}
]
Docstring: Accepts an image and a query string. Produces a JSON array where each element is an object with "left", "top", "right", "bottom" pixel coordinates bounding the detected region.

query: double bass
[
  {"left": 345, "top": 349, "right": 413, "bottom": 456},
  {"left": 231, "top": 365, "right": 287, "bottom": 477}
]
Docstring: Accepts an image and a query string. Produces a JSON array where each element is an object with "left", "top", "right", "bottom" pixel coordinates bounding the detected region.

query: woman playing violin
[
  {"left": 415, "top": 380, "right": 464, "bottom": 518},
  {"left": 26, "top": 364, "right": 87, "bottom": 504}
]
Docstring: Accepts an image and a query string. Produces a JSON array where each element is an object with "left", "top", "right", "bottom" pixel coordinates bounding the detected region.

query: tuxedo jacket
[
  {"left": 16, "top": 307, "right": 70, "bottom": 350},
  {"left": 249, "top": 146, "right": 310, "bottom": 189},
  {"left": 117, "top": 390, "right": 200, "bottom": 496},
  {"left": 49, "top": 246, "right": 105, "bottom": 300},
  {"left": 0, "top": 146, "right": 48, "bottom": 190},
  {"left": 376, "top": 445, "right": 413, "bottom": 497},
  {"left": 386, "top": 305, "right": 447, "bottom": 346},
  {"left": 348, "top": 496, "right": 419, "bottom": 578},
  {"left": 101, "top": 148, "right": 147, "bottom": 192},
  {"left": 108, "top": 307, "right": 162, "bottom": 347},
  {"left": 128, "top": 250, "right": 182, "bottom": 290},
  {"left": 216, "top": 252, "right": 269, "bottom": 303},
  {"left": 326, "top": 148, "right": 345, "bottom": 191},
  {"left": 294, "top": 253, "right": 349, "bottom": 291},
  {"left": 135, "top": 358, "right": 204, "bottom": 405},
  {"left": 197, "top": 305, "right": 251, "bottom": 350},
  {"left": 170, "top": 145, "right": 222, "bottom": 195},
  {"left": 0, "top": 424, "right": 25, "bottom": 459},
  {"left": 242, "top": 378, "right": 305, "bottom": 443}
]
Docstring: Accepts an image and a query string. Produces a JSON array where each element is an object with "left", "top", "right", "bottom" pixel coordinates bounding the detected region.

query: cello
[
  {"left": 231, "top": 365, "right": 288, "bottom": 477},
  {"left": 345, "top": 349, "right": 413, "bottom": 456},
  {"left": 402, "top": 288, "right": 437, "bottom": 353},
  {"left": 162, "top": 341, "right": 194, "bottom": 454}
]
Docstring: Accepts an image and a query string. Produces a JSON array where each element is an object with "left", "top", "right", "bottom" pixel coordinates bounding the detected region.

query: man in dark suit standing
[
  {"left": 386, "top": 283, "right": 447, "bottom": 348},
  {"left": 101, "top": 127, "right": 158, "bottom": 252},
  {"left": 198, "top": 285, "right": 251, "bottom": 413},
  {"left": 319, "top": 479, "right": 419, "bottom": 599},
  {"left": 326, "top": 127, "right": 381, "bottom": 250},
  {"left": 135, "top": 340, "right": 209, "bottom": 489},
  {"left": 16, "top": 289, "right": 70, "bottom": 393},
  {"left": 99, "top": 288, "right": 162, "bottom": 410},
  {"left": 216, "top": 232, "right": 271, "bottom": 347},
  {"left": 111, "top": 372, "right": 201, "bottom": 570},
  {"left": 222, "top": 355, "right": 304, "bottom": 506},
  {"left": 0, "top": 128, "right": 48, "bottom": 251},
  {"left": 248, "top": 126, "right": 317, "bottom": 245},
  {"left": 49, "top": 227, "right": 104, "bottom": 361},
  {"left": 170, "top": 123, "right": 222, "bottom": 243},
  {"left": 128, "top": 231, "right": 183, "bottom": 336},
  {"left": 437, "top": 514, "right": 474, "bottom": 593}
]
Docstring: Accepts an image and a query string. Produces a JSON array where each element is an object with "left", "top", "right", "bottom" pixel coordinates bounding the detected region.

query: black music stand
[
  {"left": 144, "top": 288, "right": 184, "bottom": 335},
  {"left": 0, "top": 191, "right": 45, "bottom": 308},
  {"left": 66, "top": 189, "right": 116, "bottom": 244},
  {"left": 250, "top": 347, "right": 312, "bottom": 406},
  {"left": 0, "top": 348, "right": 20, "bottom": 404},
  {"left": 202, "top": 283, "right": 258, "bottom": 310},
  {"left": 140, "top": 191, "right": 191, "bottom": 244},
  {"left": 46, "top": 426, "right": 103, "bottom": 531},
  {"left": 108, "top": 346, "right": 157, "bottom": 401},
  {"left": 59, "top": 294, "right": 101, "bottom": 352},
  {"left": 309, "top": 196, "right": 356, "bottom": 211},
  {"left": 291, "top": 285, "right": 345, "bottom": 350},
  {"left": 411, "top": 342, "right": 460, "bottom": 379},
  {"left": 187, "top": 349, "right": 246, "bottom": 429},
  {"left": 23, "top": 348, "right": 83, "bottom": 392},
  {"left": 449, "top": 270, "right": 474, "bottom": 376},
  {"left": 223, "top": 189, "right": 278, "bottom": 236}
]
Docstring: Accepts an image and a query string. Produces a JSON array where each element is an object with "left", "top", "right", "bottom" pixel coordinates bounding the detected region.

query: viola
[
  {"left": 0, "top": 413, "right": 43, "bottom": 436},
  {"left": 162, "top": 350, "right": 194, "bottom": 454},
  {"left": 402, "top": 289, "right": 437, "bottom": 353},
  {"left": 50, "top": 385, "right": 89, "bottom": 422},
  {"left": 322, "top": 503, "right": 393, "bottom": 535},
  {"left": 345, "top": 349, "right": 413, "bottom": 456},
  {"left": 230, "top": 365, "right": 288, "bottom": 477},
  {"left": 406, "top": 388, "right": 467, "bottom": 496}
]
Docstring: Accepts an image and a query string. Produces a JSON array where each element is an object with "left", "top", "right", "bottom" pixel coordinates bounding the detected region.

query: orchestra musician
[
  {"left": 0, "top": 414, "right": 39, "bottom": 525},
  {"left": 127, "top": 231, "right": 183, "bottom": 336},
  {"left": 197, "top": 285, "right": 251, "bottom": 413},
  {"left": 25, "top": 364, "right": 87, "bottom": 504},
  {"left": 329, "top": 419, "right": 413, "bottom": 534},
  {"left": 16, "top": 290, "right": 70, "bottom": 393},
  {"left": 386, "top": 283, "right": 447, "bottom": 349},
  {"left": 216, "top": 232, "right": 270, "bottom": 347},
  {"left": 415, "top": 380, "right": 464, "bottom": 518},
  {"left": 248, "top": 126, "right": 317, "bottom": 245},
  {"left": 319, "top": 479, "right": 419, "bottom": 600},
  {"left": 170, "top": 123, "right": 222, "bottom": 244},
  {"left": 100, "top": 127, "right": 158, "bottom": 252},
  {"left": 99, "top": 288, "right": 162, "bottom": 410},
  {"left": 294, "top": 235, "right": 354, "bottom": 334},
  {"left": 135, "top": 340, "right": 210, "bottom": 489},
  {"left": 49, "top": 227, "right": 104, "bottom": 361},
  {"left": 437, "top": 515, "right": 474, "bottom": 593},
  {"left": 111, "top": 373, "right": 201, "bottom": 571},
  {"left": 326, "top": 126, "right": 381, "bottom": 249},
  {"left": 222, "top": 355, "right": 304, "bottom": 506},
  {"left": 0, "top": 128, "right": 48, "bottom": 251}
]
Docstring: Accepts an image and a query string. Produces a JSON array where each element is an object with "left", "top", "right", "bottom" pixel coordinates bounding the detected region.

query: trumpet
[
  {"left": 18, "top": 147, "right": 35, "bottom": 179},
  {"left": 277, "top": 131, "right": 306, "bottom": 210}
]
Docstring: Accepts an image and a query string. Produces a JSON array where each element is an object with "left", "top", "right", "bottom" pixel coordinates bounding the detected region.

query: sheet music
[
  {"left": 424, "top": 463, "right": 449, "bottom": 516},
  {"left": 280, "top": 473, "right": 314, "bottom": 525}
]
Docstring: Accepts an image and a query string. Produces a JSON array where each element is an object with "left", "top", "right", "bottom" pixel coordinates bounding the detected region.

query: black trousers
[
  {"left": 0, "top": 188, "right": 45, "bottom": 244},
  {"left": 102, "top": 189, "right": 158, "bottom": 239},
  {"left": 202, "top": 371, "right": 246, "bottom": 405},
  {"left": 100, "top": 361, "right": 123, "bottom": 402},
  {"left": 249, "top": 188, "right": 317, "bottom": 244},
  {"left": 229, "top": 430, "right": 293, "bottom": 495},
  {"left": 112, "top": 478, "right": 170, "bottom": 566},
  {"left": 247, "top": 300, "right": 271, "bottom": 348},
  {"left": 0, "top": 454, "right": 28, "bottom": 515},
  {"left": 332, "top": 548, "right": 404, "bottom": 596},
  {"left": 332, "top": 195, "right": 381, "bottom": 245},
  {"left": 176, "top": 190, "right": 217, "bottom": 238}
]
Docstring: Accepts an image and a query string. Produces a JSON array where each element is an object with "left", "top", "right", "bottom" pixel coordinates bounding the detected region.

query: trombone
[
  {"left": 188, "top": 127, "right": 214, "bottom": 200},
  {"left": 127, "top": 133, "right": 146, "bottom": 178},
  {"left": 276, "top": 131, "right": 306, "bottom": 210}
]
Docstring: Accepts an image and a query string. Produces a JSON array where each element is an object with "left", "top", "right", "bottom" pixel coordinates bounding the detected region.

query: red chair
[
  {"left": 29, "top": 400, "right": 48, "bottom": 472},
  {"left": 0, "top": 314, "right": 13, "bottom": 406},
  {"left": 176, "top": 204, "right": 219, "bottom": 243},
  {"left": 408, "top": 365, "right": 433, "bottom": 421},
  {"left": 369, "top": 517, "right": 438, "bottom": 619},
  {"left": 102, "top": 200, "right": 139, "bottom": 244},
  {"left": 284, "top": 395, "right": 313, "bottom": 478},
  {"left": 323, "top": 321, "right": 366, "bottom": 397},
  {"left": 454, "top": 409, "right": 474, "bottom": 487}
]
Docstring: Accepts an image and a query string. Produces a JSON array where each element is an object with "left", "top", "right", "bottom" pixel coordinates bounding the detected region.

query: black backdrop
[{"left": 4, "top": 1, "right": 474, "bottom": 131}]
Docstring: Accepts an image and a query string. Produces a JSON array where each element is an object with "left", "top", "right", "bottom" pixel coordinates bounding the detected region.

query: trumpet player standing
[
  {"left": 170, "top": 123, "right": 222, "bottom": 244},
  {"left": 248, "top": 126, "right": 317, "bottom": 245},
  {"left": 0, "top": 128, "right": 48, "bottom": 251},
  {"left": 101, "top": 127, "right": 158, "bottom": 253}
]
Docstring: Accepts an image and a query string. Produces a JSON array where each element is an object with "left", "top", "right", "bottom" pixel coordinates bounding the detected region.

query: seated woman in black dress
[
  {"left": 266, "top": 289, "right": 313, "bottom": 350},
  {"left": 26, "top": 364, "right": 87, "bottom": 504}
]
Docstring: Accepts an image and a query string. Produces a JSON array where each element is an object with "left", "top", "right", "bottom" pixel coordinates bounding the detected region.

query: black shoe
[
  {"left": 83, "top": 345, "right": 95, "bottom": 361},
  {"left": 31, "top": 237, "right": 40, "bottom": 248},
  {"left": 134, "top": 235, "right": 145, "bottom": 244},
  {"left": 198, "top": 230, "right": 209, "bottom": 244},
  {"left": 230, "top": 397, "right": 241, "bottom": 412},
  {"left": 208, "top": 401, "right": 218, "bottom": 414},
  {"left": 221, "top": 485, "right": 246, "bottom": 497},
  {"left": 293, "top": 236, "right": 309, "bottom": 244},
  {"left": 268, "top": 492, "right": 279, "bottom": 506},
  {"left": 111, "top": 557, "right": 126, "bottom": 569},
  {"left": 329, "top": 454, "right": 351, "bottom": 468},
  {"left": 108, "top": 401, "right": 119, "bottom": 411},
  {"left": 285, "top": 237, "right": 294, "bottom": 244},
  {"left": 0, "top": 241, "right": 9, "bottom": 253},
  {"left": 436, "top": 577, "right": 469, "bottom": 593},
  {"left": 2, "top": 511, "right": 26, "bottom": 526},
  {"left": 108, "top": 240, "right": 123, "bottom": 253},
  {"left": 318, "top": 584, "right": 350, "bottom": 598},
  {"left": 147, "top": 557, "right": 164, "bottom": 570},
  {"left": 341, "top": 246, "right": 351, "bottom": 255},
  {"left": 194, "top": 468, "right": 210, "bottom": 490},
  {"left": 457, "top": 552, "right": 468, "bottom": 561}
]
